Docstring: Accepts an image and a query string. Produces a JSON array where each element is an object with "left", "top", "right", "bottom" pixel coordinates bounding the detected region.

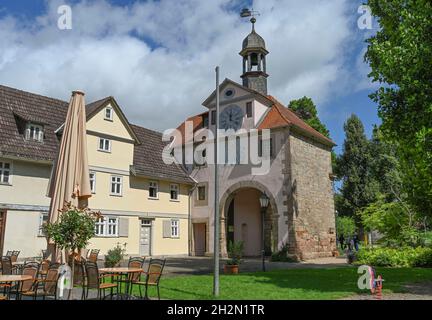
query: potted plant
[
  {"left": 44, "top": 202, "right": 100, "bottom": 298},
  {"left": 224, "top": 241, "right": 244, "bottom": 274},
  {"left": 105, "top": 242, "right": 127, "bottom": 267}
]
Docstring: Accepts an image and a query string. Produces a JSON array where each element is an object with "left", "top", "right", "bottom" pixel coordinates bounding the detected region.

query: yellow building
[{"left": 0, "top": 85, "right": 194, "bottom": 258}]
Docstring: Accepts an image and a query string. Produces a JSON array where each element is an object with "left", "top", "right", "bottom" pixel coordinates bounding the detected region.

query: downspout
[{"left": 188, "top": 184, "right": 197, "bottom": 257}]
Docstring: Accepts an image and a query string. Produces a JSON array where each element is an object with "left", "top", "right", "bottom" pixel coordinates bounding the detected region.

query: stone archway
[{"left": 219, "top": 181, "right": 278, "bottom": 257}]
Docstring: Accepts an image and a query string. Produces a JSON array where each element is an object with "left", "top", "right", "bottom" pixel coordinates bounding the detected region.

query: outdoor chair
[
  {"left": 16, "top": 262, "right": 40, "bottom": 300},
  {"left": 116, "top": 256, "right": 145, "bottom": 293},
  {"left": 20, "top": 264, "right": 60, "bottom": 300},
  {"left": 87, "top": 249, "right": 100, "bottom": 263},
  {"left": 84, "top": 261, "right": 118, "bottom": 300},
  {"left": 0, "top": 283, "right": 11, "bottom": 300},
  {"left": 1, "top": 256, "right": 12, "bottom": 275},
  {"left": 129, "top": 258, "right": 165, "bottom": 300},
  {"left": 41, "top": 250, "right": 49, "bottom": 260},
  {"left": 10, "top": 251, "right": 20, "bottom": 263},
  {"left": 38, "top": 259, "right": 51, "bottom": 279}
]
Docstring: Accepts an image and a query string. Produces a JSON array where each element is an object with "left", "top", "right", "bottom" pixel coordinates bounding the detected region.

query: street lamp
[{"left": 259, "top": 192, "right": 269, "bottom": 272}]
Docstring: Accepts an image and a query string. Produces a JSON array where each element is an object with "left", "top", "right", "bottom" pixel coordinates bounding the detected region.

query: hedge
[{"left": 354, "top": 247, "right": 432, "bottom": 267}]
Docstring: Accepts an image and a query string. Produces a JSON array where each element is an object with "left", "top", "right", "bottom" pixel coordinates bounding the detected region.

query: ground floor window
[
  {"left": 38, "top": 212, "right": 49, "bottom": 236},
  {"left": 171, "top": 219, "right": 179, "bottom": 238},
  {"left": 0, "top": 161, "right": 12, "bottom": 184},
  {"left": 95, "top": 217, "right": 119, "bottom": 237}
]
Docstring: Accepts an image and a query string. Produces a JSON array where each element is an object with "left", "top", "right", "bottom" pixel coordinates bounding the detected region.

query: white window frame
[
  {"left": 95, "top": 217, "right": 119, "bottom": 237},
  {"left": 104, "top": 107, "right": 113, "bottom": 121},
  {"left": 170, "top": 184, "right": 179, "bottom": 201},
  {"left": 110, "top": 175, "right": 123, "bottom": 196},
  {"left": 171, "top": 219, "right": 179, "bottom": 238},
  {"left": 25, "top": 123, "right": 44, "bottom": 142},
  {"left": 38, "top": 212, "right": 49, "bottom": 237},
  {"left": 197, "top": 185, "right": 206, "bottom": 201},
  {"left": 148, "top": 181, "right": 159, "bottom": 199},
  {"left": 98, "top": 138, "right": 111, "bottom": 152},
  {"left": 0, "top": 161, "right": 12, "bottom": 185},
  {"left": 89, "top": 172, "right": 96, "bottom": 194}
]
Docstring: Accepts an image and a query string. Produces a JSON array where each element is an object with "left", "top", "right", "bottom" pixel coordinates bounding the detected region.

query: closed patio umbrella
[{"left": 47, "top": 90, "right": 92, "bottom": 262}]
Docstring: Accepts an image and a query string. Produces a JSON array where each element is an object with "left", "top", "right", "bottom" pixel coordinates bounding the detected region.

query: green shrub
[
  {"left": 105, "top": 243, "right": 127, "bottom": 267},
  {"left": 355, "top": 246, "right": 432, "bottom": 267},
  {"left": 227, "top": 241, "right": 244, "bottom": 265},
  {"left": 271, "top": 244, "right": 297, "bottom": 262}
]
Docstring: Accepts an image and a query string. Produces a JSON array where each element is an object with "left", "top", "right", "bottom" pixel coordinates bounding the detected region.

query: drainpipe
[{"left": 188, "top": 185, "right": 197, "bottom": 257}]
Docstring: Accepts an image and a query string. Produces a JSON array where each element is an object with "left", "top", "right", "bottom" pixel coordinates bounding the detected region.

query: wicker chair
[
  {"left": 84, "top": 261, "right": 117, "bottom": 300},
  {"left": 87, "top": 249, "right": 100, "bottom": 263},
  {"left": 0, "top": 283, "right": 11, "bottom": 300},
  {"left": 38, "top": 259, "right": 51, "bottom": 279},
  {"left": 10, "top": 251, "right": 20, "bottom": 263},
  {"left": 116, "top": 256, "right": 145, "bottom": 293},
  {"left": 129, "top": 258, "right": 165, "bottom": 300},
  {"left": 1, "top": 256, "right": 12, "bottom": 275},
  {"left": 16, "top": 262, "right": 40, "bottom": 300},
  {"left": 20, "top": 264, "right": 60, "bottom": 300}
]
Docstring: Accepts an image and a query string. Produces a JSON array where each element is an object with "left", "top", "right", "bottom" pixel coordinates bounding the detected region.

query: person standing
[
  {"left": 339, "top": 234, "right": 345, "bottom": 250},
  {"left": 353, "top": 234, "right": 360, "bottom": 251}
]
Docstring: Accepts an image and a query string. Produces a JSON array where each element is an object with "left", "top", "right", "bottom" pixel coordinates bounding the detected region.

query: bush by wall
[{"left": 355, "top": 247, "right": 432, "bottom": 267}]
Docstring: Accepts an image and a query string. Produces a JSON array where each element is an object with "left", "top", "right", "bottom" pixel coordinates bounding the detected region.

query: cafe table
[
  {"left": 0, "top": 275, "right": 33, "bottom": 300},
  {"left": 99, "top": 267, "right": 143, "bottom": 300}
]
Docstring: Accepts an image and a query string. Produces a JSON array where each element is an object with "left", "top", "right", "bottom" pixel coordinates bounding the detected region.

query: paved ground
[{"left": 126, "top": 256, "right": 349, "bottom": 277}]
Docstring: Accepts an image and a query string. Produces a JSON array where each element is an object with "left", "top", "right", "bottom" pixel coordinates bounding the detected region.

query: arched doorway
[
  {"left": 226, "top": 188, "right": 263, "bottom": 256},
  {"left": 220, "top": 182, "right": 278, "bottom": 257}
]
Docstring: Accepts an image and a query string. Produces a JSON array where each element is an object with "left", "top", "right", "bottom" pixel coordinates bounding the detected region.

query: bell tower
[{"left": 240, "top": 17, "right": 269, "bottom": 95}]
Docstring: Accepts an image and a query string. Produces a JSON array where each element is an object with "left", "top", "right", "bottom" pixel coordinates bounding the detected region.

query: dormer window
[
  {"left": 25, "top": 123, "right": 44, "bottom": 142},
  {"left": 104, "top": 107, "right": 113, "bottom": 121}
]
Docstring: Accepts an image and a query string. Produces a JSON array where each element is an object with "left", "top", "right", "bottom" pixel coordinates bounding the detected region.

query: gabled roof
[
  {"left": 202, "top": 78, "right": 272, "bottom": 107},
  {"left": 131, "top": 125, "right": 194, "bottom": 184},
  {"left": 0, "top": 84, "right": 193, "bottom": 184},
  {"left": 175, "top": 111, "right": 209, "bottom": 146},
  {"left": 259, "top": 96, "right": 335, "bottom": 146},
  {"left": 177, "top": 82, "right": 335, "bottom": 147}
]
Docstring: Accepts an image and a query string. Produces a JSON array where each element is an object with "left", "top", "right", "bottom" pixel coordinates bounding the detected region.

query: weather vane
[{"left": 240, "top": 7, "right": 261, "bottom": 24}]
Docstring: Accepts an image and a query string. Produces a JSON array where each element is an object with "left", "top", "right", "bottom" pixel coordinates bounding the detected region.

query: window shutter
[
  {"left": 118, "top": 217, "right": 129, "bottom": 237},
  {"left": 163, "top": 220, "right": 171, "bottom": 238},
  {"left": 38, "top": 131, "right": 44, "bottom": 142},
  {"left": 177, "top": 221, "right": 180, "bottom": 238}
]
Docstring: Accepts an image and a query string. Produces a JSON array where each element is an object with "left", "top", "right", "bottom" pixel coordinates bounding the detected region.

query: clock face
[{"left": 219, "top": 105, "right": 244, "bottom": 131}]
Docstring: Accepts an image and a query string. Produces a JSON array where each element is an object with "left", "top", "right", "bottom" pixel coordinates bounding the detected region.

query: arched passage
[{"left": 219, "top": 181, "right": 278, "bottom": 257}]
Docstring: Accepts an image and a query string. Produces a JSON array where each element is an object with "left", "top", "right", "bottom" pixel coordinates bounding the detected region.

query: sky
[{"left": 0, "top": 0, "right": 381, "bottom": 156}]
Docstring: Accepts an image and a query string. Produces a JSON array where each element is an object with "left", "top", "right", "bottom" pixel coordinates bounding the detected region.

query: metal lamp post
[{"left": 259, "top": 192, "right": 269, "bottom": 272}]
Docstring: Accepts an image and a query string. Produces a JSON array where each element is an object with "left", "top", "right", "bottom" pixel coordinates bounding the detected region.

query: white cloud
[{"left": 0, "top": 0, "right": 363, "bottom": 131}]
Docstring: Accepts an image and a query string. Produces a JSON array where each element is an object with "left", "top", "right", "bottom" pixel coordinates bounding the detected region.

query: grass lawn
[{"left": 137, "top": 267, "right": 432, "bottom": 300}]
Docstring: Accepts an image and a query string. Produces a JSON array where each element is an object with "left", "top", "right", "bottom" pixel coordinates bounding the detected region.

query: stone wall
[{"left": 287, "top": 130, "right": 336, "bottom": 260}]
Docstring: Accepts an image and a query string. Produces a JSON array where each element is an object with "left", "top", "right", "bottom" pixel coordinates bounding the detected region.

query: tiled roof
[
  {"left": 131, "top": 125, "right": 194, "bottom": 184},
  {"left": 259, "top": 96, "right": 335, "bottom": 146},
  {"left": 0, "top": 84, "right": 193, "bottom": 183},
  {"left": 0, "top": 85, "right": 68, "bottom": 162},
  {"left": 176, "top": 95, "right": 335, "bottom": 147}
]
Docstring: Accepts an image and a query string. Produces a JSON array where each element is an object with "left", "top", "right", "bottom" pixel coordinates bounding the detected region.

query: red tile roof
[
  {"left": 259, "top": 96, "right": 335, "bottom": 146},
  {"left": 175, "top": 95, "right": 335, "bottom": 147}
]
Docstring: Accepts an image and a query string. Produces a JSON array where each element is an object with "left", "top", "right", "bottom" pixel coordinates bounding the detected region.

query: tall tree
[
  {"left": 289, "top": 96, "right": 330, "bottom": 138},
  {"left": 336, "top": 115, "right": 378, "bottom": 221},
  {"left": 365, "top": 0, "right": 432, "bottom": 217}
]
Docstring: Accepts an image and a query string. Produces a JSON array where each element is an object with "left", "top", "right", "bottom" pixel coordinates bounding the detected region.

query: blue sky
[{"left": 0, "top": 0, "right": 381, "bottom": 156}]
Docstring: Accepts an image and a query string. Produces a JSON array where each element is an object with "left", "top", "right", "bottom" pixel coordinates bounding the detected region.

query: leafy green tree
[
  {"left": 336, "top": 216, "right": 357, "bottom": 238},
  {"left": 335, "top": 115, "right": 378, "bottom": 223},
  {"left": 365, "top": 0, "right": 432, "bottom": 217},
  {"left": 289, "top": 96, "right": 330, "bottom": 138},
  {"left": 44, "top": 202, "right": 100, "bottom": 296}
]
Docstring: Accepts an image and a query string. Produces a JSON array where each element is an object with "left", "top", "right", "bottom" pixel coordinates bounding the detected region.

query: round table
[
  {"left": 99, "top": 268, "right": 143, "bottom": 300},
  {"left": 0, "top": 275, "right": 32, "bottom": 282}
]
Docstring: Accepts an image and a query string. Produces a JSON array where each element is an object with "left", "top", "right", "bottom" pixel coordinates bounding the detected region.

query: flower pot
[{"left": 224, "top": 264, "right": 239, "bottom": 274}]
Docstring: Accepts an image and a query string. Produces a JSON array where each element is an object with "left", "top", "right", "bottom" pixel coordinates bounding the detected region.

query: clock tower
[{"left": 240, "top": 17, "right": 269, "bottom": 95}]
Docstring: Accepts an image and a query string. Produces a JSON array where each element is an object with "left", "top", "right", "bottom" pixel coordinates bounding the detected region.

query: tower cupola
[{"left": 240, "top": 17, "right": 269, "bottom": 95}]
